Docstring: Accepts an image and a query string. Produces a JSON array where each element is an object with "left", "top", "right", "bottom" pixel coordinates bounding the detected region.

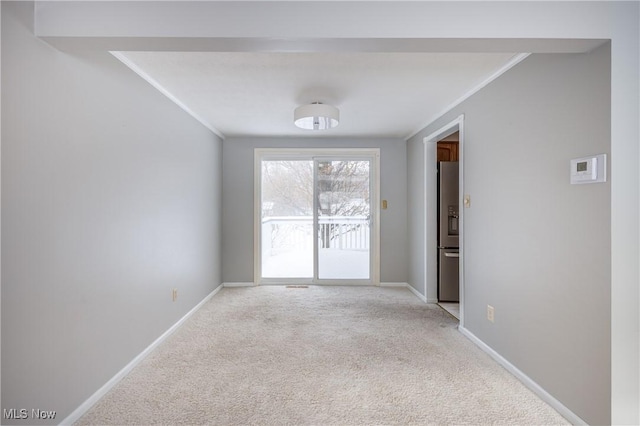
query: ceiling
[{"left": 116, "top": 51, "right": 522, "bottom": 139}]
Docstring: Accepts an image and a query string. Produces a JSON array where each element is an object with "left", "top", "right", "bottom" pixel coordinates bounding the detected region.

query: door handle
[{"left": 444, "top": 252, "right": 459, "bottom": 258}]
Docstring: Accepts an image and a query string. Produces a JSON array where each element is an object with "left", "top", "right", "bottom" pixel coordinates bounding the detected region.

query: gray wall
[
  {"left": 407, "top": 46, "right": 611, "bottom": 425},
  {"left": 1, "top": 3, "right": 223, "bottom": 424},
  {"left": 222, "top": 137, "right": 408, "bottom": 284},
  {"left": 407, "top": 125, "right": 430, "bottom": 299}
]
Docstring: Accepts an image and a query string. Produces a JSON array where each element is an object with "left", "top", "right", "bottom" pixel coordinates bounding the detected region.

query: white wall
[
  {"left": 408, "top": 46, "right": 611, "bottom": 425},
  {"left": 222, "top": 137, "right": 408, "bottom": 284},
  {"left": 1, "top": 2, "right": 223, "bottom": 423}
]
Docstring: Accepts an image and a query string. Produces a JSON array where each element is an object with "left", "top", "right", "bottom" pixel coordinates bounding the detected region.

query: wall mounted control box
[{"left": 570, "top": 154, "right": 606, "bottom": 184}]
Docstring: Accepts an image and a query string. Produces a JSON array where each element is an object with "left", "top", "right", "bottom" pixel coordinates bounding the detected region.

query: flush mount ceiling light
[{"left": 294, "top": 102, "right": 340, "bottom": 130}]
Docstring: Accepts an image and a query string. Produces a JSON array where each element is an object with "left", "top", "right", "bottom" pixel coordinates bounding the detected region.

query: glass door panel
[
  {"left": 316, "top": 160, "right": 371, "bottom": 280},
  {"left": 261, "top": 160, "right": 313, "bottom": 278}
]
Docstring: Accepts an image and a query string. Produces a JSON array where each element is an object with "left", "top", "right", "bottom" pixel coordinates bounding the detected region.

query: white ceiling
[{"left": 116, "top": 51, "right": 522, "bottom": 139}]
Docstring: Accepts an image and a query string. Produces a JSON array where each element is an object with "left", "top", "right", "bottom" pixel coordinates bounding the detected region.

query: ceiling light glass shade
[{"left": 294, "top": 103, "right": 340, "bottom": 130}]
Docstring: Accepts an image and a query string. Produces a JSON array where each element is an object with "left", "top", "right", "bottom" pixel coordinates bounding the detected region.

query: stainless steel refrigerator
[{"left": 438, "top": 162, "right": 459, "bottom": 302}]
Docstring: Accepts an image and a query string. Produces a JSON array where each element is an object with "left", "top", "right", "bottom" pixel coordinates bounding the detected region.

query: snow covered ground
[{"left": 262, "top": 248, "right": 369, "bottom": 280}]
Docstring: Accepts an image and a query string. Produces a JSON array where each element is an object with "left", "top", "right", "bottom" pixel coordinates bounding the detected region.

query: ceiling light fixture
[{"left": 294, "top": 102, "right": 339, "bottom": 130}]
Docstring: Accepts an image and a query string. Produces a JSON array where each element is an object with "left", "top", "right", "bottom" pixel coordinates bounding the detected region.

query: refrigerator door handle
[{"left": 444, "top": 252, "right": 459, "bottom": 258}]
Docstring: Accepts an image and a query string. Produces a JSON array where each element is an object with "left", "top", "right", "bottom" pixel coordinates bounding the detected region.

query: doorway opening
[
  {"left": 437, "top": 131, "right": 460, "bottom": 319},
  {"left": 254, "top": 148, "right": 380, "bottom": 285},
  {"left": 424, "top": 115, "right": 464, "bottom": 324}
]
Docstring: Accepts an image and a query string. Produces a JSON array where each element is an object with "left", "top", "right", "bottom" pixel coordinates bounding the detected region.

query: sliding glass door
[
  {"left": 260, "top": 160, "right": 314, "bottom": 279},
  {"left": 256, "top": 149, "right": 379, "bottom": 284},
  {"left": 316, "top": 159, "right": 370, "bottom": 280}
]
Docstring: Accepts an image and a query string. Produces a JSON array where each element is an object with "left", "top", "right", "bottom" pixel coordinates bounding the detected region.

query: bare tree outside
[
  {"left": 261, "top": 160, "right": 370, "bottom": 218},
  {"left": 317, "top": 160, "right": 370, "bottom": 216},
  {"left": 261, "top": 160, "right": 313, "bottom": 217},
  {"left": 316, "top": 160, "right": 370, "bottom": 249}
]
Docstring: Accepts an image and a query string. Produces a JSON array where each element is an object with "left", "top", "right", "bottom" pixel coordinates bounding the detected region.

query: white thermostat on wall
[{"left": 570, "top": 154, "right": 606, "bottom": 184}]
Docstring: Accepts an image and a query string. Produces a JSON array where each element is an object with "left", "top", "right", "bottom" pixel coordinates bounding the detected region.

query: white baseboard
[
  {"left": 380, "top": 282, "right": 408, "bottom": 287},
  {"left": 59, "top": 285, "right": 223, "bottom": 426},
  {"left": 380, "top": 282, "right": 435, "bottom": 304},
  {"left": 223, "top": 282, "right": 256, "bottom": 287},
  {"left": 407, "top": 283, "right": 428, "bottom": 303},
  {"left": 458, "top": 326, "right": 586, "bottom": 426}
]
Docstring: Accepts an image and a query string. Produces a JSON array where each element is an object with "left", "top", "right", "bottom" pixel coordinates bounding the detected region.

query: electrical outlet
[
  {"left": 172, "top": 288, "right": 178, "bottom": 302},
  {"left": 487, "top": 305, "right": 495, "bottom": 322}
]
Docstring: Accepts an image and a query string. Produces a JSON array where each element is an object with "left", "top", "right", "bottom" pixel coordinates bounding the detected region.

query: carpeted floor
[{"left": 76, "top": 286, "right": 569, "bottom": 425}]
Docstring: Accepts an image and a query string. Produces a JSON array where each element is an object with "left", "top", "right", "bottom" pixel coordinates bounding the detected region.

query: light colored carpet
[{"left": 76, "top": 286, "right": 569, "bottom": 425}]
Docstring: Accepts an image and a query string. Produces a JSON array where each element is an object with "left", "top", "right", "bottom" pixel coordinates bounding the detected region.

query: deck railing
[{"left": 262, "top": 216, "right": 370, "bottom": 255}]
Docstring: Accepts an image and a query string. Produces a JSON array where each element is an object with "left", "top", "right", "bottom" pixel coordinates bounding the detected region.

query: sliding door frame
[{"left": 254, "top": 148, "right": 380, "bottom": 286}]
